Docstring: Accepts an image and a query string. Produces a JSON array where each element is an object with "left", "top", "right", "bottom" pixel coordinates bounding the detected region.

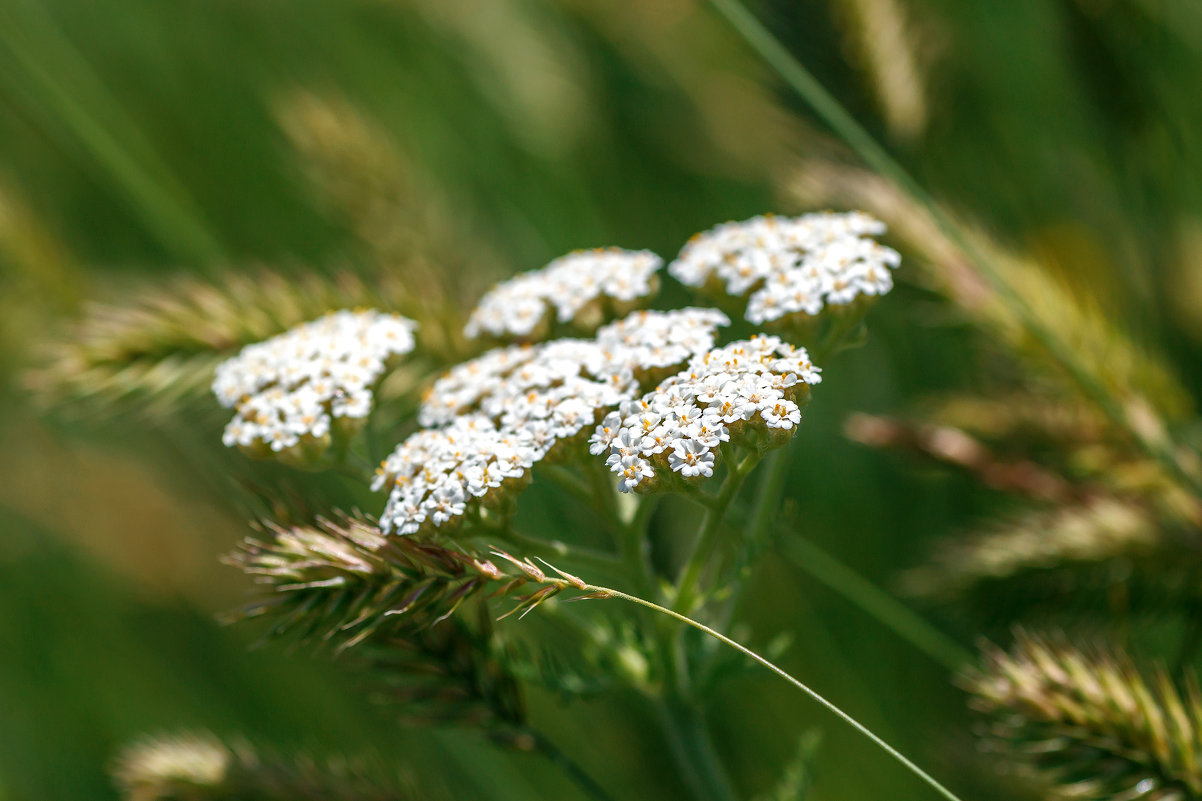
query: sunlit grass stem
[{"left": 0, "top": 1, "right": 223, "bottom": 264}]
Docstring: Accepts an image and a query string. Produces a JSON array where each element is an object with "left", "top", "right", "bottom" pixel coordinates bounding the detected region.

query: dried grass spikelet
[
  {"left": 225, "top": 515, "right": 541, "bottom": 736},
  {"left": 925, "top": 392, "right": 1110, "bottom": 451},
  {"left": 113, "top": 731, "right": 409, "bottom": 801},
  {"left": 226, "top": 515, "right": 509, "bottom": 648},
  {"left": 901, "top": 497, "right": 1166, "bottom": 600},
  {"left": 845, "top": 411, "right": 1078, "bottom": 502},
  {"left": 25, "top": 266, "right": 437, "bottom": 419},
  {"left": 830, "top": 0, "right": 934, "bottom": 141},
  {"left": 787, "top": 157, "right": 1195, "bottom": 431},
  {"left": 275, "top": 91, "right": 413, "bottom": 262},
  {"left": 965, "top": 631, "right": 1202, "bottom": 801}
]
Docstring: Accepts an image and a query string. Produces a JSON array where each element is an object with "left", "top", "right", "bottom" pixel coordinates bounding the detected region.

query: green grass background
[{"left": 1, "top": 0, "right": 1200, "bottom": 798}]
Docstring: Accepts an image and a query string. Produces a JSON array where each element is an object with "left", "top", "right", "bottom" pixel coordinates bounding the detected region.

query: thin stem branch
[
  {"left": 709, "top": 444, "right": 791, "bottom": 644},
  {"left": 619, "top": 495, "right": 660, "bottom": 599},
  {"left": 497, "top": 541, "right": 964, "bottom": 800},
  {"left": 706, "top": 0, "right": 1202, "bottom": 500},
  {"left": 673, "top": 451, "right": 761, "bottom": 616},
  {"left": 543, "top": 464, "right": 622, "bottom": 533}
]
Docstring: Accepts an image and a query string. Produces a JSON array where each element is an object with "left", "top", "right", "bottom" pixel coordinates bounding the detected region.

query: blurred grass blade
[
  {"left": 776, "top": 529, "right": 972, "bottom": 670},
  {"left": 0, "top": 0, "right": 223, "bottom": 263}
]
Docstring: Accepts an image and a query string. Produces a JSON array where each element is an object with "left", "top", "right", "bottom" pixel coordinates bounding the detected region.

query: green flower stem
[
  {"left": 746, "top": 448, "right": 789, "bottom": 552},
  {"left": 775, "top": 533, "right": 971, "bottom": 671},
  {"left": 706, "top": 445, "right": 792, "bottom": 648},
  {"left": 575, "top": 582, "right": 965, "bottom": 801},
  {"left": 673, "top": 451, "right": 762, "bottom": 617},
  {"left": 706, "top": 0, "right": 1202, "bottom": 501},
  {"left": 619, "top": 495, "right": 660, "bottom": 598},
  {"left": 656, "top": 699, "right": 740, "bottom": 801}
]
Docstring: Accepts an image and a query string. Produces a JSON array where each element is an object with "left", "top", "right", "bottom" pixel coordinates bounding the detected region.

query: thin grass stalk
[
  {"left": 491, "top": 549, "right": 965, "bottom": 801},
  {"left": 705, "top": 0, "right": 1202, "bottom": 501},
  {"left": 776, "top": 533, "right": 972, "bottom": 671},
  {"left": 581, "top": 581, "right": 965, "bottom": 801}
]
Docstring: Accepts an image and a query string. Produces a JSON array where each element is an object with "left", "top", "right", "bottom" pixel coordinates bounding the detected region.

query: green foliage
[{"left": 3, "top": 0, "right": 1202, "bottom": 799}]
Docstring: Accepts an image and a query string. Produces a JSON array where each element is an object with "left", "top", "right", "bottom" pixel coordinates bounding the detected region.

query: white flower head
[
  {"left": 668, "top": 211, "right": 900, "bottom": 325},
  {"left": 213, "top": 310, "right": 416, "bottom": 459},
  {"left": 375, "top": 415, "right": 547, "bottom": 535},
  {"left": 420, "top": 308, "right": 728, "bottom": 450},
  {"left": 596, "top": 336, "right": 820, "bottom": 493},
  {"left": 594, "top": 307, "right": 731, "bottom": 375},
  {"left": 465, "top": 248, "right": 663, "bottom": 341},
  {"left": 392, "top": 306, "right": 730, "bottom": 530}
]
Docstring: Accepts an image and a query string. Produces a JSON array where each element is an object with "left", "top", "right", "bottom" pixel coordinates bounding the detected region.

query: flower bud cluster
[
  {"left": 383, "top": 309, "right": 730, "bottom": 535},
  {"left": 592, "top": 336, "right": 821, "bottom": 493},
  {"left": 668, "top": 212, "right": 900, "bottom": 325},
  {"left": 464, "top": 248, "right": 662, "bottom": 340},
  {"left": 213, "top": 310, "right": 416, "bottom": 457}
]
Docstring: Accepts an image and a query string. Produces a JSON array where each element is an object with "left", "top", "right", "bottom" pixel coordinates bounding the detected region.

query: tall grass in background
[{"left": 2, "top": 0, "right": 1202, "bottom": 799}]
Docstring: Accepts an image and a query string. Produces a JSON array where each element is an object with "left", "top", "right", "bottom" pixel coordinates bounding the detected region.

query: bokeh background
[{"left": 2, "top": 0, "right": 1201, "bottom": 798}]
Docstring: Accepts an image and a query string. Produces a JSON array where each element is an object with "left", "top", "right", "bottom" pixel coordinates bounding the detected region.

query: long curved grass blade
[{"left": 902, "top": 498, "right": 1172, "bottom": 602}]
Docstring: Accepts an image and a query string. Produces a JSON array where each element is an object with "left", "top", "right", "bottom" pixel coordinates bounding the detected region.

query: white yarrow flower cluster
[
  {"left": 593, "top": 336, "right": 821, "bottom": 493},
  {"left": 214, "top": 310, "right": 416, "bottom": 456},
  {"left": 420, "top": 308, "right": 729, "bottom": 429},
  {"left": 464, "top": 248, "right": 663, "bottom": 340},
  {"left": 374, "top": 415, "right": 546, "bottom": 535},
  {"left": 668, "top": 212, "right": 900, "bottom": 325},
  {"left": 593, "top": 307, "right": 732, "bottom": 374},
  {"left": 383, "top": 308, "right": 730, "bottom": 534}
]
